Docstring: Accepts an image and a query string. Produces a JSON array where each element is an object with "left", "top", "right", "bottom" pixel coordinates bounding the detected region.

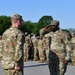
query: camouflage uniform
[
  {"left": 24, "top": 32, "right": 32, "bottom": 61},
  {"left": 38, "top": 35, "right": 45, "bottom": 63},
  {"left": 44, "top": 36, "right": 49, "bottom": 63},
  {"left": 30, "top": 33, "right": 35, "bottom": 60},
  {"left": 71, "top": 33, "right": 75, "bottom": 65},
  {"left": 0, "top": 36, "right": 2, "bottom": 60},
  {"left": 1, "top": 14, "right": 25, "bottom": 75},
  {"left": 44, "top": 20, "right": 72, "bottom": 75},
  {"left": 31, "top": 34, "right": 38, "bottom": 61}
]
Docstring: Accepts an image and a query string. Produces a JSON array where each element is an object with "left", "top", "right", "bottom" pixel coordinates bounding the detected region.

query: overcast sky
[{"left": 0, "top": 0, "right": 75, "bottom": 29}]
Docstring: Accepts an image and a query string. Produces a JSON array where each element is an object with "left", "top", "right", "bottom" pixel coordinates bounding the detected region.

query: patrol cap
[
  {"left": 11, "top": 13, "right": 23, "bottom": 21},
  {"left": 50, "top": 20, "right": 59, "bottom": 26}
]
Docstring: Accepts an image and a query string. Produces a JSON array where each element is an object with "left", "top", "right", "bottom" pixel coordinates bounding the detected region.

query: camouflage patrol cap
[
  {"left": 50, "top": 20, "right": 59, "bottom": 25},
  {"left": 11, "top": 13, "right": 23, "bottom": 21}
]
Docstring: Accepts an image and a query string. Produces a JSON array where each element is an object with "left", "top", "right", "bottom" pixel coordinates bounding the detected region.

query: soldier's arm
[
  {"left": 63, "top": 33, "right": 73, "bottom": 61},
  {"left": 39, "top": 25, "right": 50, "bottom": 36},
  {"left": 14, "top": 33, "right": 24, "bottom": 62}
]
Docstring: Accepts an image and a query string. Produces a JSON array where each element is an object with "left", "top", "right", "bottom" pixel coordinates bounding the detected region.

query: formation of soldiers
[
  {"left": 23, "top": 31, "right": 75, "bottom": 65},
  {"left": 0, "top": 31, "right": 50, "bottom": 63},
  {"left": 0, "top": 19, "right": 75, "bottom": 75},
  {"left": 0, "top": 29, "right": 75, "bottom": 64},
  {"left": 24, "top": 32, "right": 49, "bottom": 63}
]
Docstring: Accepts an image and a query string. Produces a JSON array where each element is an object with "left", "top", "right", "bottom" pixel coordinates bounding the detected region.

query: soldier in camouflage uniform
[
  {"left": 44, "top": 20, "right": 73, "bottom": 75},
  {"left": 31, "top": 34, "right": 38, "bottom": 61},
  {"left": 44, "top": 35, "right": 49, "bottom": 63},
  {"left": 38, "top": 35, "right": 46, "bottom": 63},
  {"left": 29, "top": 33, "right": 34, "bottom": 60},
  {"left": 24, "top": 32, "right": 32, "bottom": 61},
  {"left": 1, "top": 13, "right": 25, "bottom": 75},
  {"left": 0, "top": 36, "right": 2, "bottom": 60},
  {"left": 71, "top": 33, "right": 75, "bottom": 65}
]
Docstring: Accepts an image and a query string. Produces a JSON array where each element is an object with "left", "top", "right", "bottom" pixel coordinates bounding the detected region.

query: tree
[
  {"left": 68, "top": 28, "right": 75, "bottom": 33},
  {"left": 37, "top": 15, "right": 53, "bottom": 35},
  {"left": 20, "top": 21, "right": 38, "bottom": 34},
  {"left": 0, "top": 16, "right": 11, "bottom": 35}
]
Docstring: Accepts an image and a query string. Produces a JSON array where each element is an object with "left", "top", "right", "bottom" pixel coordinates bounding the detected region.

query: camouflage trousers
[
  {"left": 33, "top": 46, "right": 38, "bottom": 61},
  {"left": 71, "top": 49, "right": 75, "bottom": 65},
  {"left": 45, "top": 48, "right": 49, "bottom": 61},
  {"left": 0, "top": 53, "right": 2, "bottom": 61},
  {"left": 38, "top": 49, "right": 45, "bottom": 62},
  {"left": 4, "top": 69, "right": 24, "bottom": 75},
  {"left": 24, "top": 47, "right": 30, "bottom": 61},
  {"left": 49, "top": 60, "right": 67, "bottom": 75}
]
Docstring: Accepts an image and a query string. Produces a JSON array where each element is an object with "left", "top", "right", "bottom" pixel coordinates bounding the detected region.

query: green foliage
[
  {"left": 20, "top": 21, "right": 38, "bottom": 35},
  {"left": 68, "top": 28, "right": 75, "bottom": 33},
  {"left": 37, "top": 15, "right": 53, "bottom": 30},
  {"left": 0, "top": 16, "right": 11, "bottom": 35},
  {"left": 0, "top": 15, "right": 53, "bottom": 35},
  {"left": 0, "top": 15, "right": 74, "bottom": 36},
  {"left": 62, "top": 29, "right": 70, "bottom": 33},
  {"left": 36, "top": 15, "right": 53, "bottom": 35}
]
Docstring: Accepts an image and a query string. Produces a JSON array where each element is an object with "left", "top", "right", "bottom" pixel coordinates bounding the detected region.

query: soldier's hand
[{"left": 14, "top": 66, "right": 20, "bottom": 70}]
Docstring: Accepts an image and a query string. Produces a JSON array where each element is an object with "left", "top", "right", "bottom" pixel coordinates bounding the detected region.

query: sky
[{"left": 0, "top": 0, "right": 75, "bottom": 29}]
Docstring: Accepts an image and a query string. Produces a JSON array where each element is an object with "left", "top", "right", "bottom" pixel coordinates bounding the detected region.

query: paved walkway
[
  {"left": 25, "top": 60, "right": 75, "bottom": 75},
  {"left": 0, "top": 60, "right": 75, "bottom": 75}
]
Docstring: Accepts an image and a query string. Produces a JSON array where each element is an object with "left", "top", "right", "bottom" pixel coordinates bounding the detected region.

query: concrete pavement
[
  {"left": 0, "top": 60, "right": 75, "bottom": 75},
  {"left": 24, "top": 60, "right": 75, "bottom": 75}
]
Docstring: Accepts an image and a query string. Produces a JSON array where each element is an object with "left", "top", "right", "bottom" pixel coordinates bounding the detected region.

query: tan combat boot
[
  {"left": 33, "top": 57, "right": 38, "bottom": 61},
  {"left": 24, "top": 57, "right": 28, "bottom": 61},
  {"left": 39, "top": 59, "right": 45, "bottom": 63},
  {"left": 72, "top": 61, "right": 75, "bottom": 66}
]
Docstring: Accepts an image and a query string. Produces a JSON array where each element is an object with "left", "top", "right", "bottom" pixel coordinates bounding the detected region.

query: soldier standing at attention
[
  {"left": 44, "top": 20, "right": 72, "bottom": 75},
  {"left": 24, "top": 32, "right": 32, "bottom": 61},
  {"left": 1, "top": 13, "right": 25, "bottom": 75},
  {"left": 31, "top": 34, "right": 38, "bottom": 61},
  {"left": 44, "top": 35, "right": 49, "bottom": 63},
  {"left": 71, "top": 33, "right": 75, "bottom": 65},
  {"left": 38, "top": 35, "right": 46, "bottom": 63}
]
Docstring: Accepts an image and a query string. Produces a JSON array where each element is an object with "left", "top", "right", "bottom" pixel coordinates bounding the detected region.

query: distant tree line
[{"left": 0, "top": 15, "right": 75, "bottom": 36}]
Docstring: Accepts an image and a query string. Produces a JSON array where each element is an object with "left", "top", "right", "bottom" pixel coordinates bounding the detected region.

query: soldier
[
  {"left": 44, "top": 35, "right": 49, "bottom": 63},
  {"left": 31, "top": 34, "right": 38, "bottom": 61},
  {"left": 24, "top": 32, "right": 32, "bottom": 61},
  {"left": 29, "top": 33, "right": 34, "bottom": 60},
  {"left": 44, "top": 20, "right": 73, "bottom": 75},
  {"left": 0, "top": 36, "right": 2, "bottom": 60},
  {"left": 71, "top": 33, "right": 75, "bottom": 65},
  {"left": 38, "top": 35, "right": 46, "bottom": 63},
  {"left": 1, "top": 13, "right": 25, "bottom": 75}
]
